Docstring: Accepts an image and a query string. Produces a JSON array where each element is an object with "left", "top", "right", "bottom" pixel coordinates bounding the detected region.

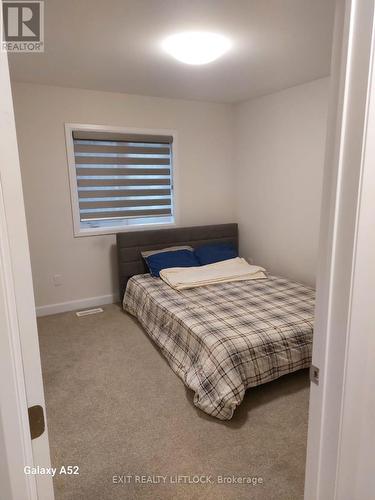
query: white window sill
[{"left": 73, "top": 219, "right": 177, "bottom": 237}]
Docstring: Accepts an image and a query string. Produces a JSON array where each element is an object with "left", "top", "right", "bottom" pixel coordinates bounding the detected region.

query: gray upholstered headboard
[{"left": 116, "top": 223, "right": 238, "bottom": 299}]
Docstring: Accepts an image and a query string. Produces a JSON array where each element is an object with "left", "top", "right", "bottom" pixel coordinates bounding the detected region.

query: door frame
[
  {"left": 305, "top": 0, "right": 375, "bottom": 498},
  {"left": 0, "top": 154, "right": 37, "bottom": 499},
  {"left": 0, "top": 50, "right": 54, "bottom": 500}
]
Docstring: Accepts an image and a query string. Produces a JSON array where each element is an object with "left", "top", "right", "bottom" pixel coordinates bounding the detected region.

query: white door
[
  {"left": 0, "top": 51, "right": 54, "bottom": 499},
  {"left": 305, "top": 0, "right": 375, "bottom": 498}
]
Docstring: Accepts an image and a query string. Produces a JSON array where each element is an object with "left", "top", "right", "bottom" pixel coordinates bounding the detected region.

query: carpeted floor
[{"left": 37, "top": 303, "right": 309, "bottom": 500}]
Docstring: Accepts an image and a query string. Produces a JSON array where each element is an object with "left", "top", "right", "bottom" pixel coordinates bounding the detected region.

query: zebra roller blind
[{"left": 71, "top": 129, "right": 174, "bottom": 229}]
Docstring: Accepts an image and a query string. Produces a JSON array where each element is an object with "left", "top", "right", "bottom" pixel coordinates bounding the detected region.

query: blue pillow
[
  {"left": 194, "top": 243, "right": 238, "bottom": 266},
  {"left": 144, "top": 249, "right": 200, "bottom": 277}
]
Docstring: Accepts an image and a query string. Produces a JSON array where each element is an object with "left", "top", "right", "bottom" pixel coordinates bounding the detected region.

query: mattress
[{"left": 123, "top": 274, "right": 315, "bottom": 420}]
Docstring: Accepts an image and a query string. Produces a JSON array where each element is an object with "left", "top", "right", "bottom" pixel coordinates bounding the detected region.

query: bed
[{"left": 117, "top": 224, "right": 314, "bottom": 420}]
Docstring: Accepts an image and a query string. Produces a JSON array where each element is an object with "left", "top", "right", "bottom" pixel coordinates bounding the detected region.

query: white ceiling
[{"left": 9, "top": 0, "right": 335, "bottom": 103}]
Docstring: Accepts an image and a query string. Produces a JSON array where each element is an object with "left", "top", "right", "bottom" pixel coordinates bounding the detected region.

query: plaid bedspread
[{"left": 123, "top": 274, "right": 315, "bottom": 420}]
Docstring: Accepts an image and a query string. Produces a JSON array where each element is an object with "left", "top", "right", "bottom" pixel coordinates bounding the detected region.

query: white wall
[
  {"left": 11, "top": 83, "right": 235, "bottom": 311},
  {"left": 12, "top": 78, "right": 329, "bottom": 312},
  {"left": 234, "top": 78, "right": 329, "bottom": 286}
]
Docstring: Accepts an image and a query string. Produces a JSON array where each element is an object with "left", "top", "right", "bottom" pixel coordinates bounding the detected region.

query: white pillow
[{"left": 141, "top": 245, "right": 194, "bottom": 258}]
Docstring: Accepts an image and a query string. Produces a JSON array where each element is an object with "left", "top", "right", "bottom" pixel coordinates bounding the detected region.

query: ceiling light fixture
[{"left": 161, "top": 31, "right": 232, "bottom": 65}]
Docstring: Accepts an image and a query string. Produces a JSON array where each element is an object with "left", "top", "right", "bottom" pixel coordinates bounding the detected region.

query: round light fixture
[{"left": 162, "top": 31, "right": 231, "bottom": 65}]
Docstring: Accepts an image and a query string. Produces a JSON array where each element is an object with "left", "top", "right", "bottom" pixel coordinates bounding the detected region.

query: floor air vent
[{"left": 76, "top": 307, "right": 104, "bottom": 317}]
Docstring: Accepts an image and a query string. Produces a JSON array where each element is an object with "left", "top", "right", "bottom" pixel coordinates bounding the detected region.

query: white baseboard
[{"left": 35, "top": 293, "right": 119, "bottom": 317}]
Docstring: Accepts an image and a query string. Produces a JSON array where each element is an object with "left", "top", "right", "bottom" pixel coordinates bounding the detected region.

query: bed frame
[{"left": 116, "top": 223, "right": 238, "bottom": 300}]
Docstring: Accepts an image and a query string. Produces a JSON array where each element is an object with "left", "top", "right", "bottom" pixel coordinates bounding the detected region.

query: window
[{"left": 65, "top": 124, "right": 176, "bottom": 236}]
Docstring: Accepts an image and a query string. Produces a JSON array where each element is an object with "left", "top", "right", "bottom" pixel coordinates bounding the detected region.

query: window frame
[{"left": 65, "top": 123, "right": 179, "bottom": 237}]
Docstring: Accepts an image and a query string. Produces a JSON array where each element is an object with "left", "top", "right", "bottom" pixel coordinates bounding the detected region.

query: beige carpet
[{"left": 37, "top": 303, "right": 310, "bottom": 500}]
